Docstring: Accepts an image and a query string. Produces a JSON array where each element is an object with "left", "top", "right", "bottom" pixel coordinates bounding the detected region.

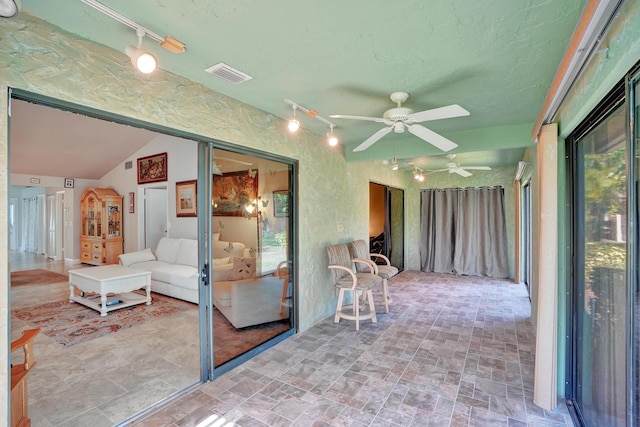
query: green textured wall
[
  {"left": 419, "top": 167, "right": 517, "bottom": 279},
  {"left": 0, "top": 13, "right": 419, "bottom": 419}
]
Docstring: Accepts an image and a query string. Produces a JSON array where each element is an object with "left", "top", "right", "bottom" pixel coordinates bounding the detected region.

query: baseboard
[{"left": 65, "top": 257, "right": 82, "bottom": 265}]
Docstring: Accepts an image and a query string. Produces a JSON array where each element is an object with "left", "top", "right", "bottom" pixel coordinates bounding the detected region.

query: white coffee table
[{"left": 69, "top": 265, "right": 152, "bottom": 317}]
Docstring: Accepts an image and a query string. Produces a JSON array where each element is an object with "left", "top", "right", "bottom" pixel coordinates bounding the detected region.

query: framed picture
[
  {"left": 176, "top": 180, "right": 197, "bottom": 217},
  {"left": 128, "top": 192, "right": 135, "bottom": 214},
  {"left": 137, "top": 152, "right": 168, "bottom": 184},
  {"left": 273, "top": 190, "right": 289, "bottom": 217},
  {"left": 64, "top": 178, "right": 74, "bottom": 188},
  {"left": 212, "top": 170, "right": 258, "bottom": 216}
]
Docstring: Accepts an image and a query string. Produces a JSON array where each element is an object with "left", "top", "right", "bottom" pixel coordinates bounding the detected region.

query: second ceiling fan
[{"left": 330, "top": 91, "right": 469, "bottom": 152}]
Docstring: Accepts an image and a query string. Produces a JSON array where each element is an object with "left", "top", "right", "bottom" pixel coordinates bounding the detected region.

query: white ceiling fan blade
[
  {"left": 330, "top": 114, "right": 387, "bottom": 123},
  {"left": 453, "top": 168, "right": 472, "bottom": 177},
  {"left": 408, "top": 104, "right": 470, "bottom": 123},
  {"left": 407, "top": 124, "right": 458, "bottom": 152},
  {"left": 462, "top": 166, "right": 492, "bottom": 171},
  {"left": 353, "top": 126, "right": 393, "bottom": 152}
]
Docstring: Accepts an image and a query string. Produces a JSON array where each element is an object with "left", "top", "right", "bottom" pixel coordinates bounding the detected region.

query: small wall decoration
[
  {"left": 273, "top": 190, "right": 289, "bottom": 217},
  {"left": 176, "top": 180, "right": 197, "bottom": 217},
  {"left": 64, "top": 178, "right": 75, "bottom": 188},
  {"left": 212, "top": 170, "right": 258, "bottom": 217},
  {"left": 128, "top": 192, "right": 135, "bottom": 214},
  {"left": 137, "top": 152, "right": 168, "bottom": 184}
]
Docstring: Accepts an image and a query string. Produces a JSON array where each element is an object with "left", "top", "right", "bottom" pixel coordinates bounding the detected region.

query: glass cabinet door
[{"left": 108, "top": 204, "right": 120, "bottom": 237}]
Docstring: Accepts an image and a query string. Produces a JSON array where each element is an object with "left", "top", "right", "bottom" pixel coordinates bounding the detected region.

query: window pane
[{"left": 575, "top": 104, "right": 627, "bottom": 426}]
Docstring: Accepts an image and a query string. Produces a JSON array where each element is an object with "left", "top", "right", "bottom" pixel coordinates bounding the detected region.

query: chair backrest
[
  {"left": 349, "top": 240, "right": 369, "bottom": 272},
  {"left": 327, "top": 243, "right": 352, "bottom": 283}
]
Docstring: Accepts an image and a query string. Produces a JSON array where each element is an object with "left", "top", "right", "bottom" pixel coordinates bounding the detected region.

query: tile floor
[{"left": 134, "top": 271, "right": 574, "bottom": 427}]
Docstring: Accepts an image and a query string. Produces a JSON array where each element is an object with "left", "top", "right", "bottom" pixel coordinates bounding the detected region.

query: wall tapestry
[{"left": 213, "top": 169, "right": 258, "bottom": 216}]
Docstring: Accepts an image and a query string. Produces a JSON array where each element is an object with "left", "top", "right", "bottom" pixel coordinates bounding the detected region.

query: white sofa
[
  {"left": 118, "top": 237, "right": 200, "bottom": 303},
  {"left": 119, "top": 237, "right": 290, "bottom": 329}
]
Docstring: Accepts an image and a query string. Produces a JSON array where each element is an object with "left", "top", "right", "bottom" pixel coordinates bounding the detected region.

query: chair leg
[
  {"left": 354, "top": 289, "right": 360, "bottom": 331},
  {"left": 381, "top": 279, "right": 389, "bottom": 313},
  {"left": 335, "top": 288, "right": 345, "bottom": 324},
  {"left": 367, "top": 289, "right": 377, "bottom": 323}
]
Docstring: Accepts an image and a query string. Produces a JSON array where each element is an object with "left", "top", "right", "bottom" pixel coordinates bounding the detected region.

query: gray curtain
[{"left": 420, "top": 186, "right": 509, "bottom": 278}]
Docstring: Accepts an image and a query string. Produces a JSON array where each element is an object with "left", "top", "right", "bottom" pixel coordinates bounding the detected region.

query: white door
[
  {"left": 56, "top": 191, "right": 65, "bottom": 260},
  {"left": 145, "top": 187, "right": 167, "bottom": 250},
  {"left": 9, "top": 198, "right": 17, "bottom": 251},
  {"left": 47, "top": 195, "right": 56, "bottom": 258}
]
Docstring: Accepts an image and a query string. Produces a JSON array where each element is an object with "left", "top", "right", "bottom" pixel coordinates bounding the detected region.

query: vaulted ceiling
[{"left": 14, "top": 0, "right": 586, "bottom": 175}]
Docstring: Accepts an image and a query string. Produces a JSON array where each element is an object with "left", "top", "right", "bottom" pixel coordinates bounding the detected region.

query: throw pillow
[
  {"left": 212, "top": 256, "right": 230, "bottom": 265},
  {"left": 229, "top": 257, "right": 256, "bottom": 280}
]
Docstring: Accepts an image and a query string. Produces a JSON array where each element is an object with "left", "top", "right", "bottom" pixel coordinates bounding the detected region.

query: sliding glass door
[{"left": 568, "top": 84, "right": 630, "bottom": 426}]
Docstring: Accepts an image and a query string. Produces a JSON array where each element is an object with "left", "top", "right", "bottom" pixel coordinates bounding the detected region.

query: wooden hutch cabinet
[{"left": 80, "top": 188, "right": 123, "bottom": 265}]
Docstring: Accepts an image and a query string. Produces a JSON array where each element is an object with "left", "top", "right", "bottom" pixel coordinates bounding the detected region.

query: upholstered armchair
[
  {"left": 327, "top": 243, "right": 381, "bottom": 330},
  {"left": 349, "top": 239, "right": 399, "bottom": 313}
]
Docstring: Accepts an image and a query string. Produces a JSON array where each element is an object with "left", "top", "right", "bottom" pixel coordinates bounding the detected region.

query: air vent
[
  {"left": 204, "top": 62, "right": 253, "bottom": 84},
  {"left": 124, "top": 161, "right": 132, "bottom": 170}
]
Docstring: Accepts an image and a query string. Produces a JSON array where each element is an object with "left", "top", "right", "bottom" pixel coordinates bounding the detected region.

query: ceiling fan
[
  {"left": 429, "top": 154, "right": 491, "bottom": 177},
  {"left": 330, "top": 91, "right": 469, "bottom": 152}
]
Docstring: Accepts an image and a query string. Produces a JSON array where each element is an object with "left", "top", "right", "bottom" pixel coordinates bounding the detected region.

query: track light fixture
[
  {"left": 126, "top": 28, "right": 157, "bottom": 74},
  {"left": 81, "top": 0, "right": 186, "bottom": 74},
  {"left": 413, "top": 167, "right": 425, "bottom": 182},
  {"left": 287, "top": 104, "right": 301, "bottom": 133},
  {"left": 0, "top": 0, "right": 19, "bottom": 18},
  {"left": 284, "top": 99, "right": 338, "bottom": 146},
  {"left": 327, "top": 124, "right": 339, "bottom": 147}
]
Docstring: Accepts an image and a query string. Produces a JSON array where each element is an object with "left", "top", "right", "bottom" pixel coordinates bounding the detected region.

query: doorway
[
  {"left": 369, "top": 182, "right": 404, "bottom": 270},
  {"left": 143, "top": 186, "right": 168, "bottom": 251}
]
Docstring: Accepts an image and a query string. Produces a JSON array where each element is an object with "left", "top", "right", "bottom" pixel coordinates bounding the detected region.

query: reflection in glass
[
  {"left": 211, "top": 149, "right": 293, "bottom": 367},
  {"left": 575, "top": 104, "right": 627, "bottom": 426}
]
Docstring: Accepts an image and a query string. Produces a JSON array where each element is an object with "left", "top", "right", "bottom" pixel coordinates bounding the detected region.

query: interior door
[
  {"left": 47, "top": 194, "right": 56, "bottom": 258},
  {"left": 9, "top": 197, "right": 17, "bottom": 251},
  {"left": 144, "top": 187, "right": 167, "bottom": 250}
]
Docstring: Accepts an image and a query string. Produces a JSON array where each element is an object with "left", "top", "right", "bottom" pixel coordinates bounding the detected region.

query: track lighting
[
  {"left": 125, "top": 27, "right": 157, "bottom": 74},
  {"left": 413, "top": 167, "right": 425, "bottom": 182},
  {"left": 81, "top": 0, "right": 186, "bottom": 74},
  {"left": 0, "top": 0, "right": 19, "bottom": 18},
  {"left": 284, "top": 99, "right": 338, "bottom": 146},
  {"left": 287, "top": 105, "right": 301, "bottom": 133},
  {"left": 327, "top": 124, "right": 339, "bottom": 146}
]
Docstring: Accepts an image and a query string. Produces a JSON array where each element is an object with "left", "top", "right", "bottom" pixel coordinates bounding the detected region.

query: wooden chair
[
  {"left": 11, "top": 328, "right": 40, "bottom": 427},
  {"left": 349, "top": 239, "right": 399, "bottom": 313},
  {"left": 277, "top": 260, "right": 292, "bottom": 315},
  {"left": 327, "top": 243, "right": 380, "bottom": 330}
]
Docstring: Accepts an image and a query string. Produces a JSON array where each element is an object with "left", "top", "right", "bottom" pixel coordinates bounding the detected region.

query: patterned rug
[
  {"left": 11, "top": 269, "right": 68, "bottom": 287},
  {"left": 12, "top": 292, "right": 196, "bottom": 347}
]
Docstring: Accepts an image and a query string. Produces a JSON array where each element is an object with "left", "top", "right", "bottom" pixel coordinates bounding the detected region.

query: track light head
[
  {"left": 125, "top": 45, "right": 157, "bottom": 74},
  {"left": 327, "top": 124, "right": 338, "bottom": 146},
  {"left": 287, "top": 117, "right": 301, "bottom": 133}
]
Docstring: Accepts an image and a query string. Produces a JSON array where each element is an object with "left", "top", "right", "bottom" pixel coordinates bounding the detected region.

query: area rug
[
  {"left": 10, "top": 269, "right": 68, "bottom": 287},
  {"left": 12, "top": 292, "right": 196, "bottom": 347}
]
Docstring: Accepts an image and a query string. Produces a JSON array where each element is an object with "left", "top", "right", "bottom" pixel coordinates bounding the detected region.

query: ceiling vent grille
[{"left": 204, "top": 62, "right": 253, "bottom": 84}]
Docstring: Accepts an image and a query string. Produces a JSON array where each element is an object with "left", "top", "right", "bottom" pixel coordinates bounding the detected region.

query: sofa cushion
[
  {"left": 118, "top": 248, "right": 156, "bottom": 267},
  {"left": 175, "top": 239, "right": 198, "bottom": 268},
  {"left": 148, "top": 262, "right": 198, "bottom": 290},
  {"left": 229, "top": 257, "right": 256, "bottom": 280},
  {"left": 212, "top": 263, "right": 233, "bottom": 281},
  {"left": 213, "top": 240, "right": 245, "bottom": 259},
  {"left": 155, "top": 237, "right": 182, "bottom": 264},
  {"left": 213, "top": 257, "right": 230, "bottom": 265}
]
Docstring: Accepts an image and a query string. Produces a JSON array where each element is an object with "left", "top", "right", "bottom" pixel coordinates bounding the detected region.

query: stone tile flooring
[{"left": 135, "top": 271, "right": 574, "bottom": 426}]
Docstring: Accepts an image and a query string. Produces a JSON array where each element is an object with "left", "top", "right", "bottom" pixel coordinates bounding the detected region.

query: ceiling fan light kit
[{"left": 330, "top": 91, "right": 470, "bottom": 153}]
